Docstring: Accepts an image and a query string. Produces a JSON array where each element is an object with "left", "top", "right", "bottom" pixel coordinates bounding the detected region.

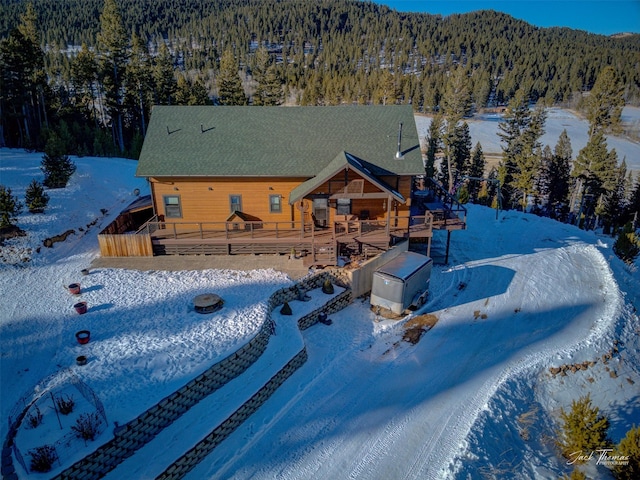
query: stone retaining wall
[{"left": 156, "top": 349, "right": 308, "bottom": 479}]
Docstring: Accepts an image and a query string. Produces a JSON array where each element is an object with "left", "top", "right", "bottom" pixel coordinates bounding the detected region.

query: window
[
  {"left": 337, "top": 198, "right": 351, "bottom": 215},
  {"left": 229, "top": 194, "right": 242, "bottom": 213},
  {"left": 269, "top": 194, "right": 282, "bottom": 213},
  {"left": 163, "top": 195, "right": 182, "bottom": 218}
]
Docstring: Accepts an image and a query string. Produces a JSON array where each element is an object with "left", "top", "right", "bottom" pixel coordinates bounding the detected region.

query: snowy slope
[{"left": 1, "top": 148, "right": 639, "bottom": 480}]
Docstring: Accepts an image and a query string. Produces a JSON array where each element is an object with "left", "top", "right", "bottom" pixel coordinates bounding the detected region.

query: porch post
[
  {"left": 385, "top": 194, "right": 392, "bottom": 236},
  {"left": 445, "top": 230, "right": 451, "bottom": 264}
]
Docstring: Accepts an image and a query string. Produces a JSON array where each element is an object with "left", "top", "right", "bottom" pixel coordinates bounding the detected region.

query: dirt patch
[
  {"left": 0, "top": 225, "right": 26, "bottom": 246},
  {"left": 402, "top": 314, "right": 439, "bottom": 344},
  {"left": 372, "top": 306, "right": 405, "bottom": 320},
  {"left": 43, "top": 229, "right": 75, "bottom": 248}
]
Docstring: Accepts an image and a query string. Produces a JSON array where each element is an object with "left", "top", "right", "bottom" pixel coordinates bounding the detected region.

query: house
[{"left": 98, "top": 105, "right": 465, "bottom": 264}]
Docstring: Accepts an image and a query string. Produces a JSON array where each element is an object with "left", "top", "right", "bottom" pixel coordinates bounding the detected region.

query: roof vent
[{"left": 395, "top": 122, "right": 404, "bottom": 159}]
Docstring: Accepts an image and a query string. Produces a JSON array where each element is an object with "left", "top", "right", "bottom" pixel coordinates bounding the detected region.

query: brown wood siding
[
  {"left": 98, "top": 233, "right": 153, "bottom": 256},
  {"left": 151, "top": 177, "right": 307, "bottom": 224}
]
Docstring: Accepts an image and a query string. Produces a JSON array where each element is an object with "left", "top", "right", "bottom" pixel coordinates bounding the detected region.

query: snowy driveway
[{"left": 187, "top": 240, "right": 621, "bottom": 479}]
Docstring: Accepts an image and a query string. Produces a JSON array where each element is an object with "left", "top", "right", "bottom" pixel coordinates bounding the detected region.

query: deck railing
[
  {"left": 140, "top": 214, "right": 433, "bottom": 242},
  {"left": 143, "top": 220, "right": 323, "bottom": 240}
]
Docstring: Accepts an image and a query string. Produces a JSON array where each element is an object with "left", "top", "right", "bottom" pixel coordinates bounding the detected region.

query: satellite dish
[{"left": 133, "top": 188, "right": 140, "bottom": 196}]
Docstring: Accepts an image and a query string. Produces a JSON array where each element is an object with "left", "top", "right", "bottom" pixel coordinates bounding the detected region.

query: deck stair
[{"left": 413, "top": 179, "right": 467, "bottom": 231}]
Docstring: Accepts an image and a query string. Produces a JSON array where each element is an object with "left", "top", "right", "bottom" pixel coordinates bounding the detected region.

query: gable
[
  {"left": 136, "top": 105, "right": 424, "bottom": 178},
  {"left": 289, "top": 151, "right": 405, "bottom": 204}
]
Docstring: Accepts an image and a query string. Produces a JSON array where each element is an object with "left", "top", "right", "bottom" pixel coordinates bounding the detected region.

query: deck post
[{"left": 385, "top": 195, "right": 391, "bottom": 236}]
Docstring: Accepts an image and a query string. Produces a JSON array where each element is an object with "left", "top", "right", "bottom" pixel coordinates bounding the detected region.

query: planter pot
[
  {"left": 74, "top": 302, "right": 88, "bottom": 315},
  {"left": 76, "top": 355, "right": 87, "bottom": 366},
  {"left": 75, "top": 330, "right": 90, "bottom": 344},
  {"left": 81, "top": 269, "right": 90, "bottom": 276},
  {"left": 68, "top": 283, "right": 81, "bottom": 295}
]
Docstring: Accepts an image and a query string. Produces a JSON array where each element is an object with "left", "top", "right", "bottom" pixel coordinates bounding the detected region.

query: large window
[
  {"left": 269, "top": 194, "right": 282, "bottom": 213},
  {"left": 229, "top": 194, "right": 242, "bottom": 213},
  {"left": 163, "top": 195, "right": 182, "bottom": 218},
  {"left": 337, "top": 198, "right": 351, "bottom": 215}
]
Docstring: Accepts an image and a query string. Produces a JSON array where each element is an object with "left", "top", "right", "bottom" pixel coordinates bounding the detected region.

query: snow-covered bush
[
  {"left": 54, "top": 394, "right": 75, "bottom": 415},
  {"left": 26, "top": 406, "right": 43, "bottom": 429},
  {"left": 71, "top": 412, "right": 102, "bottom": 441},
  {"left": 28, "top": 444, "right": 58, "bottom": 473}
]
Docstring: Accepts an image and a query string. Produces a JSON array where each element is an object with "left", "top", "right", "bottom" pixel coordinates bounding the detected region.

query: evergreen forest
[{"left": 1, "top": 0, "right": 639, "bottom": 240}]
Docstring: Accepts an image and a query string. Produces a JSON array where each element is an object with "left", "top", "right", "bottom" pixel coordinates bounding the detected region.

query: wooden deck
[
  {"left": 132, "top": 215, "right": 436, "bottom": 265},
  {"left": 98, "top": 193, "right": 467, "bottom": 265}
]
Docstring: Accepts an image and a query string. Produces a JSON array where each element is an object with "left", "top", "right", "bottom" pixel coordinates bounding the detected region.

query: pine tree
[
  {"left": 424, "top": 114, "right": 442, "bottom": 180},
  {"left": 153, "top": 42, "right": 177, "bottom": 105},
  {"left": 41, "top": 133, "right": 76, "bottom": 188},
  {"left": 375, "top": 69, "right": 398, "bottom": 105},
  {"left": 467, "top": 142, "right": 486, "bottom": 202},
  {"left": 0, "top": 186, "right": 23, "bottom": 228},
  {"left": 259, "top": 64, "right": 284, "bottom": 106},
  {"left": 600, "top": 159, "right": 628, "bottom": 233},
  {"left": 585, "top": 66, "right": 625, "bottom": 137},
  {"left": 452, "top": 121, "right": 472, "bottom": 177},
  {"left": 70, "top": 44, "right": 100, "bottom": 127},
  {"left": 125, "top": 33, "right": 154, "bottom": 137},
  {"left": 175, "top": 76, "right": 211, "bottom": 106},
  {"left": 24, "top": 179, "right": 49, "bottom": 213},
  {"left": 627, "top": 174, "right": 640, "bottom": 229},
  {"left": 546, "top": 130, "right": 572, "bottom": 218},
  {"left": 217, "top": 48, "right": 247, "bottom": 105},
  {"left": 560, "top": 469, "right": 587, "bottom": 480},
  {"left": 96, "top": 0, "right": 129, "bottom": 152},
  {"left": 442, "top": 66, "right": 472, "bottom": 191},
  {"left": 613, "top": 222, "right": 640, "bottom": 265},
  {"left": 0, "top": 28, "right": 44, "bottom": 148},
  {"left": 556, "top": 394, "right": 611, "bottom": 463},
  {"left": 573, "top": 131, "right": 617, "bottom": 227},
  {"left": 612, "top": 425, "right": 639, "bottom": 480},
  {"left": 498, "top": 93, "right": 547, "bottom": 210}
]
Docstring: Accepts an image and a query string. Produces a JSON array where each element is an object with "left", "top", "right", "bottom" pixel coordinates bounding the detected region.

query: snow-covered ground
[
  {"left": 415, "top": 106, "right": 640, "bottom": 173},
  {"left": 1, "top": 145, "right": 639, "bottom": 480}
]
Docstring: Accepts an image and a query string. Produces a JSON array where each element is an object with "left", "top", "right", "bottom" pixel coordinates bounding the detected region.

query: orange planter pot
[
  {"left": 75, "top": 330, "right": 90, "bottom": 344},
  {"left": 74, "top": 302, "right": 88, "bottom": 315}
]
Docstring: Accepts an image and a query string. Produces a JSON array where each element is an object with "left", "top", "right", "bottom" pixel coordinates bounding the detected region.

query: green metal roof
[{"left": 136, "top": 105, "right": 424, "bottom": 178}]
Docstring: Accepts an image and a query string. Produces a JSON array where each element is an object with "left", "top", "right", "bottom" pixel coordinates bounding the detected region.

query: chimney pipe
[{"left": 395, "top": 122, "right": 404, "bottom": 159}]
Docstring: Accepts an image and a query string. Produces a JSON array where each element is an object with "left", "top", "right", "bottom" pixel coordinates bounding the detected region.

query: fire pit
[{"left": 194, "top": 294, "right": 223, "bottom": 314}]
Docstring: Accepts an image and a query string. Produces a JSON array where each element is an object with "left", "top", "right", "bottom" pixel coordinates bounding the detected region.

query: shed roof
[{"left": 136, "top": 105, "right": 424, "bottom": 178}]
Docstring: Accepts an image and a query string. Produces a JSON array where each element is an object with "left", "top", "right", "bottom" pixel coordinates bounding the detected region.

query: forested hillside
[
  {"left": 1, "top": 0, "right": 639, "bottom": 261},
  {"left": 1, "top": 0, "right": 639, "bottom": 153}
]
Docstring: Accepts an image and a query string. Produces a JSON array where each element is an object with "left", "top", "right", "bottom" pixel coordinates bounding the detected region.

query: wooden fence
[{"left": 98, "top": 233, "right": 153, "bottom": 257}]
